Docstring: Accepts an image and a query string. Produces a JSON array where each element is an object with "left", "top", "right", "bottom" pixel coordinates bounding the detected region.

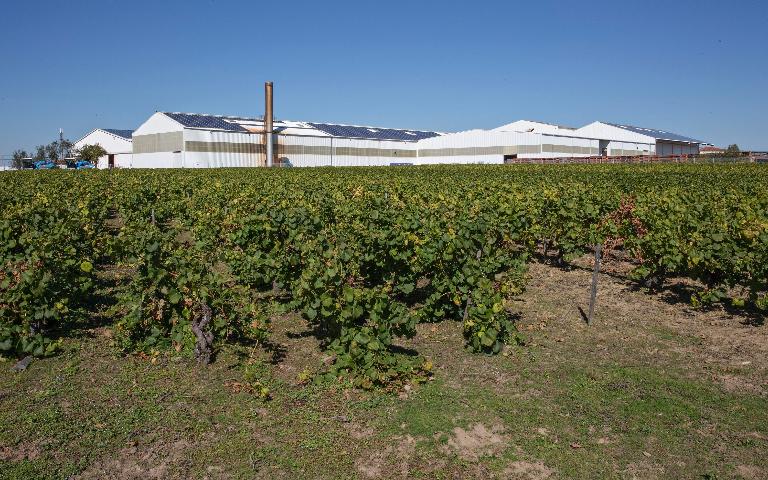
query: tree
[
  {"left": 33, "top": 145, "right": 46, "bottom": 161},
  {"left": 33, "top": 139, "right": 73, "bottom": 164},
  {"left": 45, "top": 143, "right": 59, "bottom": 162},
  {"left": 11, "top": 150, "right": 29, "bottom": 169},
  {"left": 726, "top": 144, "right": 741, "bottom": 155},
  {"left": 59, "top": 139, "right": 74, "bottom": 159},
  {"left": 76, "top": 144, "right": 107, "bottom": 163}
]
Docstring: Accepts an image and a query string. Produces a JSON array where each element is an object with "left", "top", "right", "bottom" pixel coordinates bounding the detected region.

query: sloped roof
[
  {"left": 102, "top": 129, "right": 134, "bottom": 140},
  {"left": 604, "top": 123, "right": 702, "bottom": 143},
  {"left": 306, "top": 122, "right": 441, "bottom": 141},
  {"left": 163, "top": 112, "right": 258, "bottom": 132},
  {"left": 160, "top": 112, "right": 441, "bottom": 140}
]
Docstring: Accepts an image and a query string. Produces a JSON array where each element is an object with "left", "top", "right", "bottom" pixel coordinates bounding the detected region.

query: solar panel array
[
  {"left": 103, "top": 129, "right": 134, "bottom": 140},
  {"left": 307, "top": 123, "right": 441, "bottom": 141},
  {"left": 160, "top": 113, "right": 441, "bottom": 140},
  {"left": 606, "top": 123, "right": 701, "bottom": 144},
  {"left": 164, "top": 112, "right": 248, "bottom": 132}
]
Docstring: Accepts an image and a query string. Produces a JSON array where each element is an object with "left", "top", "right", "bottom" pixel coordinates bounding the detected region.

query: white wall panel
[
  {"left": 131, "top": 152, "right": 178, "bottom": 168},
  {"left": 183, "top": 129, "right": 263, "bottom": 167},
  {"left": 95, "top": 153, "right": 133, "bottom": 169}
]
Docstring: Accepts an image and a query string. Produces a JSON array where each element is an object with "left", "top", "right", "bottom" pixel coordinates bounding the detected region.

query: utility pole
[{"left": 59, "top": 128, "right": 64, "bottom": 162}]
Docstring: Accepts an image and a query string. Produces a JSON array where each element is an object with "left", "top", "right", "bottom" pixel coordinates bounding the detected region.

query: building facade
[
  {"left": 73, "top": 128, "right": 134, "bottom": 168},
  {"left": 129, "top": 113, "right": 703, "bottom": 168}
]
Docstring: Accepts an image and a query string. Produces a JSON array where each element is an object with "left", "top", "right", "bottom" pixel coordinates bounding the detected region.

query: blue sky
[{"left": 1, "top": 0, "right": 766, "bottom": 153}]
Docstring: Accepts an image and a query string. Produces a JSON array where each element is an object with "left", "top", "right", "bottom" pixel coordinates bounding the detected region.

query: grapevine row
[{"left": 1, "top": 165, "right": 766, "bottom": 387}]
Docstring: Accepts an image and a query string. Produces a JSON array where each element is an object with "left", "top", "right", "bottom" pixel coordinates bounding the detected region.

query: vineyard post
[
  {"left": 462, "top": 249, "right": 483, "bottom": 322},
  {"left": 587, "top": 243, "right": 602, "bottom": 325}
]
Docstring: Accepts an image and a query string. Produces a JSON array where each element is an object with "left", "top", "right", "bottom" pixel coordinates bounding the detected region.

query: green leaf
[
  {"left": 168, "top": 290, "right": 182, "bottom": 304},
  {"left": 80, "top": 261, "right": 93, "bottom": 273},
  {"left": 353, "top": 332, "right": 371, "bottom": 345}
]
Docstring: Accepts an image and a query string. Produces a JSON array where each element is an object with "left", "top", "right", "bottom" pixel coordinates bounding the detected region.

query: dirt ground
[
  {"left": 521, "top": 258, "right": 768, "bottom": 396},
  {"left": 1, "top": 258, "right": 766, "bottom": 479}
]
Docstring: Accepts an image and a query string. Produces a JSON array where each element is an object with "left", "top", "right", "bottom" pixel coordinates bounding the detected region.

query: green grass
[{"left": 2, "top": 317, "right": 767, "bottom": 479}]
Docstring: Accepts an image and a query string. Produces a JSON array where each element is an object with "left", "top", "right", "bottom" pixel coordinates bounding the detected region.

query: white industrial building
[
  {"left": 74, "top": 128, "right": 134, "bottom": 168},
  {"left": 128, "top": 112, "right": 702, "bottom": 168}
]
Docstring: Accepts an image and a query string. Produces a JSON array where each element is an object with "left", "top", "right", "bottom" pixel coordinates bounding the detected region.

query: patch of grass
[
  {"left": 2, "top": 259, "right": 768, "bottom": 479},
  {"left": 649, "top": 325, "right": 702, "bottom": 346},
  {"left": 490, "top": 363, "right": 768, "bottom": 478},
  {"left": 387, "top": 379, "right": 467, "bottom": 437}
]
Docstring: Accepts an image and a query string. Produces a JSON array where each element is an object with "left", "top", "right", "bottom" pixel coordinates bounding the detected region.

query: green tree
[
  {"left": 59, "top": 139, "right": 74, "bottom": 159},
  {"left": 34, "top": 139, "right": 74, "bottom": 164},
  {"left": 33, "top": 145, "right": 46, "bottom": 161},
  {"left": 726, "top": 144, "right": 741, "bottom": 155},
  {"left": 11, "top": 150, "right": 29, "bottom": 169},
  {"left": 76, "top": 144, "right": 107, "bottom": 163},
  {"left": 45, "top": 143, "right": 59, "bottom": 162}
]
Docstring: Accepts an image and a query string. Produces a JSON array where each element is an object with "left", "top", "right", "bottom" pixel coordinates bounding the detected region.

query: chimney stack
[{"left": 265, "top": 81, "right": 274, "bottom": 167}]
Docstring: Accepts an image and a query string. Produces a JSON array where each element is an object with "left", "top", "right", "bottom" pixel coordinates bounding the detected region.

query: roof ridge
[
  {"left": 518, "top": 119, "right": 576, "bottom": 129},
  {"left": 163, "top": 112, "right": 263, "bottom": 121},
  {"left": 603, "top": 121, "right": 702, "bottom": 143},
  {"left": 307, "top": 121, "right": 440, "bottom": 134}
]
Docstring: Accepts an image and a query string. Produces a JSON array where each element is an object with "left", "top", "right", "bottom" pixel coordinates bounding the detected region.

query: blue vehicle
[
  {"left": 33, "top": 159, "right": 56, "bottom": 169},
  {"left": 75, "top": 160, "right": 95, "bottom": 170}
]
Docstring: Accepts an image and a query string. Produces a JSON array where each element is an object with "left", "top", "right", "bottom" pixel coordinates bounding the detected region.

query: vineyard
[{"left": 1, "top": 164, "right": 766, "bottom": 388}]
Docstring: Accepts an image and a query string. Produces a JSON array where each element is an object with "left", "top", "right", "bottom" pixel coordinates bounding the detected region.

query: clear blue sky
[{"left": 1, "top": 0, "right": 766, "bottom": 153}]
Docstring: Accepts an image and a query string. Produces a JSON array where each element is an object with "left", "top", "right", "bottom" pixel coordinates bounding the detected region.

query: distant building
[
  {"left": 700, "top": 145, "right": 725, "bottom": 155},
  {"left": 73, "top": 128, "right": 134, "bottom": 168},
  {"left": 128, "top": 112, "right": 704, "bottom": 168}
]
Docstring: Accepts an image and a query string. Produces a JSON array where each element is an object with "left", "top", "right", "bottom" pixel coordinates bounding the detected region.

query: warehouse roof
[
  {"left": 102, "top": 129, "right": 134, "bottom": 140},
  {"left": 307, "top": 122, "right": 441, "bottom": 141},
  {"left": 74, "top": 128, "right": 135, "bottom": 145},
  {"left": 605, "top": 123, "right": 702, "bottom": 144},
  {"left": 160, "top": 112, "right": 441, "bottom": 141},
  {"left": 163, "top": 112, "right": 257, "bottom": 132}
]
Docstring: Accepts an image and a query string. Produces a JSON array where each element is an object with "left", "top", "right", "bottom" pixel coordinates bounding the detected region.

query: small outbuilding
[{"left": 73, "top": 128, "right": 134, "bottom": 169}]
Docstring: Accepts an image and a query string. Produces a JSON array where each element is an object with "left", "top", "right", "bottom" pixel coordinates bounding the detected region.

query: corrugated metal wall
[
  {"left": 277, "top": 136, "right": 419, "bottom": 167},
  {"left": 412, "top": 130, "right": 601, "bottom": 164},
  {"left": 657, "top": 142, "right": 699, "bottom": 156},
  {"left": 133, "top": 132, "right": 184, "bottom": 154},
  {"left": 183, "top": 129, "right": 264, "bottom": 168},
  {"left": 128, "top": 121, "right": 699, "bottom": 169},
  {"left": 607, "top": 140, "right": 655, "bottom": 156}
]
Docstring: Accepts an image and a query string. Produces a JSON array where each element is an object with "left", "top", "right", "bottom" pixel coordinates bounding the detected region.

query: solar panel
[
  {"left": 307, "top": 122, "right": 441, "bottom": 141},
  {"left": 605, "top": 123, "right": 702, "bottom": 143},
  {"left": 164, "top": 113, "right": 247, "bottom": 132},
  {"left": 102, "top": 129, "right": 134, "bottom": 140}
]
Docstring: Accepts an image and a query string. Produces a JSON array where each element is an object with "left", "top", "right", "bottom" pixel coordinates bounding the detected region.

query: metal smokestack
[{"left": 265, "top": 81, "right": 274, "bottom": 167}]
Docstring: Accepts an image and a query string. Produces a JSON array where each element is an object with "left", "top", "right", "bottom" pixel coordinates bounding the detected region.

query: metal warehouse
[
  {"left": 125, "top": 81, "right": 703, "bottom": 168},
  {"left": 130, "top": 115, "right": 702, "bottom": 168},
  {"left": 131, "top": 112, "right": 442, "bottom": 168}
]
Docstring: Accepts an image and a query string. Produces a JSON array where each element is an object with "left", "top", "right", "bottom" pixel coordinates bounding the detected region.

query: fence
[
  {"left": 0, "top": 156, "right": 13, "bottom": 171},
  {"left": 504, "top": 154, "right": 757, "bottom": 165}
]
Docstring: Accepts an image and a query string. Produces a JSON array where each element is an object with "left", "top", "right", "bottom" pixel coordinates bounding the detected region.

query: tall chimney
[{"left": 265, "top": 81, "right": 274, "bottom": 167}]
